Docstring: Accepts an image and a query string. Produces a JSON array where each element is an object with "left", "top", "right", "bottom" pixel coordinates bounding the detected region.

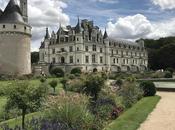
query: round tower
[{"left": 0, "top": 0, "right": 32, "bottom": 75}]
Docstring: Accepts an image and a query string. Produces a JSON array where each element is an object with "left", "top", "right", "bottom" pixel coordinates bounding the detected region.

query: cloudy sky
[{"left": 1, "top": 0, "right": 175, "bottom": 51}]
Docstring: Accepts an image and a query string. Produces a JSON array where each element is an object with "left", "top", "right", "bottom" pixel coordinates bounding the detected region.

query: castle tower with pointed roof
[{"left": 0, "top": 0, "right": 31, "bottom": 75}]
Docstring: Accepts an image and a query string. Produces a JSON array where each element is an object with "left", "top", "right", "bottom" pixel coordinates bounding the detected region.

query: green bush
[
  {"left": 164, "top": 71, "right": 173, "bottom": 78},
  {"left": 140, "top": 81, "right": 156, "bottom": 96},
  {"left": 50, "top": 67, "right": 64, "bottom": 77},
  {"left": 166, "top": 68, "right": 174, "bottom": 74},
  {"left": 83, "top": 74, "right": 105, "bottom": 100},
  {"left": 45, "top": 94, "right": 94, "bottom": 130},
  {"left": 118, "top": 82, "right": 143, "bottom": 108},
  {"left": 65, "top": 79, "right": 85, "bottom": 92},
  {"left": 71, "top": 68, "right": 82, "bottom": 75},
  {"left": 49, "top": 80, "right": 58, "bottom": 94}
]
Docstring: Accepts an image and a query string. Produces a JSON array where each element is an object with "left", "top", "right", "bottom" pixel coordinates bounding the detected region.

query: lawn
[
  {"left": 0, "top": 97, "right": 7, "bottom": 122},
  {"left": 104, "top": 96, "right": 160, "bottom": 130}
]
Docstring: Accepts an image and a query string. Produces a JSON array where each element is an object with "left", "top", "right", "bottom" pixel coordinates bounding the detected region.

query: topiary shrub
[
  {"left": 50, "top": 67, "right": 64, "bottom": 77},
  {"left": 164, "top": 71, "right": 173, "bottom": 78},
  {"left": 140, "top": 81, "right": 156, "bottom": 97},
  {"left": 71, "top": 68, "right": 82, "bottom": 75},
  {"left": 49, "top": 80, "right": 58, "bottom": 94}
]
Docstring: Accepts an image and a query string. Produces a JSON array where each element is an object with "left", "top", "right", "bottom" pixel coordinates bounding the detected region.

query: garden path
[{"left": 138, "top": 92, "right": 175, "bottom": 130}]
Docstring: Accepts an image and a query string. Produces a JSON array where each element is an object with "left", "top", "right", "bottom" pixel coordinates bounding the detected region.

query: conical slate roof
[
  {"left": 75, "top": 17, "right": 82, "bottom": 33},
  {"left": 103, "top": 29, "right": 108, "bottom": 39},
  {"left": 0, "top": 0, "right": 25, "bottom": 24}
]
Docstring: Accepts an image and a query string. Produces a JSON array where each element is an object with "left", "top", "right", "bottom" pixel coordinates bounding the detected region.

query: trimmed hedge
[{"left": 140, "top": 81, "right": 156, "bottom": 96}]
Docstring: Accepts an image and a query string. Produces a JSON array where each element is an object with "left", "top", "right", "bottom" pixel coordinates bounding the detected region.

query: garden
[{"left": 0, "top": 67, "right": 160, "bottom": 130}]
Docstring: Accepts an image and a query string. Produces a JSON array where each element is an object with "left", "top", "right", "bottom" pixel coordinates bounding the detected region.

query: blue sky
[{"left": 1, "top": 0, "right": 175, "bottom": 51}]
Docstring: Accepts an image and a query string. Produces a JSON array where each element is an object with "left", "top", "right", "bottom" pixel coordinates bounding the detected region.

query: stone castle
[
  {"left": 0, "top": 0, "right": 31, "bottom": 75},
  {"left": 39, "top": 18, "right": 148, "bottom": 73}
]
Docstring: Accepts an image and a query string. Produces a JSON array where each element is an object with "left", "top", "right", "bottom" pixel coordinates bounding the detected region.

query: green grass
[
  {"left": 104, "top": 96, "right": 160, "bottom": 130},
  {"left": 0, "top": 111, "right": 41, "bottom": 128},
  {"left": 0, "top": 78, "right": 63, "bottom": 124}
]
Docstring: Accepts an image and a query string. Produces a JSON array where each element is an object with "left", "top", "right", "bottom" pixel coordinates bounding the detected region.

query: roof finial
[{"left": 45, "top": 27, "right": 50, "bottom": 39}]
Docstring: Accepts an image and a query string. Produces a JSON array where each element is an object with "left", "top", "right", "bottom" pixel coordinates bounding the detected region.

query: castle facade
[{"left": 39, "top": 18, "right": 148, "bottom": 73}]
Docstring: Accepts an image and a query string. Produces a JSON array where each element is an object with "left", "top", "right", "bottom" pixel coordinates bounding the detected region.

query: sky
[{"left": 1, "top": 0, "right": 175, "bottom": 51}]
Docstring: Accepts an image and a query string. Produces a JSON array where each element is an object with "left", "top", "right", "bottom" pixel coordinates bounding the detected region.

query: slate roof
[{"left": 0, "top": 0, "right": 25, "bottom": 24}]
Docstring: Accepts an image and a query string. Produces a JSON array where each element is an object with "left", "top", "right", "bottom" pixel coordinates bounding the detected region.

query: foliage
[
  {"left": 50, "top": 67, "right": 64, "bottom": 77},
  {"left": 70, "top": 68, "right": 82, "bottom": 75},
  {"left": 49, "top": 80, "right": 58, "bottom": 94},
  {"left": 65, "top": 79, "right": 85, "bottom": 93},
  {"left": 31, "top": 52, "right": 39, "bottom": 64},
  {"left": 83, "top": 74, "right": 105, "bottom": 100},
  {"left": 164, "top": 71, "right": 173, "bottom": 78},
  {"left": 140, "top": 81, "right": 156, "bottom": 96},
  {"left": 115, "top": 79, "right": 123, "bottom": 87},
  {"left": 118, "top": 82, "right": 143, "bottom": 108},
  {"left": 5, "top": 81, "right": 48, "bottom": 129},
  {"left": 45, "top": 93, "right": 94, "bottom": 130},
  {"left": 143, "top": 37, "right": 175, "bottom": 70},
  {"left": 166, "top": 68, "right": 174, "bottom": 74},
  {"left": 40, "top": 77, "right": 46, "bottom": 83}
]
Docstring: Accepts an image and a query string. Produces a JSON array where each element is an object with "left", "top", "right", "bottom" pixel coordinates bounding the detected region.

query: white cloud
[
  {"left": 107, "top": 14, "right": 153, "bottom": 40},
  {"left": 0, "top": 0, "right": 70, "bottom": 52},
  {"left": 151, "top": 0, "right": 175, "bottom": 10},
  {"left": 107, "top": 14, "right": 175, "bottom": 40}
]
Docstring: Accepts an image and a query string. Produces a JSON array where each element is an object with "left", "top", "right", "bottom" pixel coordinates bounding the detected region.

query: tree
[
  {"left": 84, "top": 74, "right": 105, "bottom": 101},
  {"left": 49, "top": 80, "right": 58, "bottom": 94},
  {"left": 31, "top": 52, "right": 39, "bottom": 64},
  {"left": 50, "top": 67, "right": 64, "bottom": 77},
  {"left": 6, "top": 81, "right": 48, "bottom": 129}
]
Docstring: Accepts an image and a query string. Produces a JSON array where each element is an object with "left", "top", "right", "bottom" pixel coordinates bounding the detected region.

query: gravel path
[{"left": 138, "top": 92, "right": 175, "bottom": 130}]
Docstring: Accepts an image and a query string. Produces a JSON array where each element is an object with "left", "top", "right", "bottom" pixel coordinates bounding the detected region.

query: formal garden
[{"left": 0, "top": 67, "right": 163, "bottom": 130}]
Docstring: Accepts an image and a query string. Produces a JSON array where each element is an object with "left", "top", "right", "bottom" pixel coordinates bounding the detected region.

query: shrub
[
  {"left": 65, "top": 79, "right": 85, "bottom": 92},
  {"left": 40, "top": 77, "right": 46, "bottom": 83},
  {"left": 166, "top": 68, "right": 174, "bottom": 74},
  {"left": 83, "top": 74, "right": 105, "bottom": 100},
  {"left": 45, "top": 93, "right": 94, "bottom": 130},
  {"left": 140, "top": 81, "right": 156, "bottom": 96},
  {"left": 49, "top": 80, "right": 58, "bottom": 94},
  {"left": 118, "top": 82, "right": 143, "bottom": 108},
  {"left": 50, "top": 67, "right": 64, "bottom": 77},
  {"left": 164, "top": 71, "right": 173, "bottom": 78},
  {"left": 71, "top": 68, "right": 82, "bottom": 75},
  {"left": 115, "top": 79, "right": 123, "bottom": 87}
]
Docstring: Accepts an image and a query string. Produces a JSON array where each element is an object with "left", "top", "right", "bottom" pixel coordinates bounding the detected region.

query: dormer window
[{"left": 14, "top": 25, "right": 16, "bottom": 29}]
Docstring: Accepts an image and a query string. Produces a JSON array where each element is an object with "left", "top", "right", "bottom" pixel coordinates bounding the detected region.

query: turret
[
  {"left": 45, "top": 27, "right": 50, "bottom": 39},
  {"left": 75, "top": 17, "right": 83, "bottom": 43},
  {"left": 20, "top": 0, "right": 28, "bottom": 22}
]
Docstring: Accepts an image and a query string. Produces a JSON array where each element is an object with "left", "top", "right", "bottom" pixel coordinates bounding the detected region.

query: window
[
  {"left": 100, "top": 56, "right": 103, "bottom": 63},
  {"left": 77, "top": 47, "right": 79, "bottom": 51},
  {"left": 77, "top": 59, "right": 79, "bottom": 63},
  {"left": 92, "top": 55, "right": 96, "bottom": 63},
  {"left": 69, "top": 56, "right": 73, "bottom": 63},
  {"left": 60, "top": 37, "right": 64, "bottom": 42},
  {"left": 123, "top": 59, "right": 125, "bottom": 64},
  {"left": 3, "top": 25, "right": 5, "bottom": 28},
  {"left": 116, "top": 50, "right": 118, "bottom": 55},
  {"left": 92, "top": 45, "right": 96, "bottom": 51},
  {"left": 77, "top": 37, "right": 79, "bottom": 41},
  {"left": 24, "top": 26, "right": 26, "bottom": 30},
  {"left": 100, "top": 48, "right": 103, "bottom": 53},
  {"left": 61, "top": 57, "right": 65, "bottom": 64},
  {"left": 52, "top": 49, "right": 55, "bottom": 54},
  {"left": 117, "top": 58, "right": 119, "bottom": 63},
  {"left": 14, "top": 25, "right": 16, "bottom": 29},
  {"left": 85, "top": 56, "right": 89, "bottom": 63},
  {"left": 111, "top": 49, "right": 114, "bottom": 55},
  {"left": 113, "top": 58, "right": 115, "bottom": 63},
  {"left": 85, "top": 46, "right": 89, "bottom": 52},
  {"left": 61, "top": 48, "right": 64, "bottom": 52},
  {"left": 69, "top": 46, "right": 73, "bottom": 52}
]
